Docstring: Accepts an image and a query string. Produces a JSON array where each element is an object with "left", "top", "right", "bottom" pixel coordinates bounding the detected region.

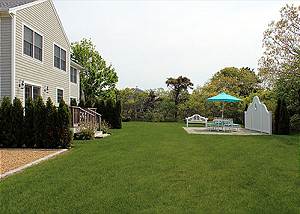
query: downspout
[{"left": 9, "top": 11, "right": 16, "bottom": 102}]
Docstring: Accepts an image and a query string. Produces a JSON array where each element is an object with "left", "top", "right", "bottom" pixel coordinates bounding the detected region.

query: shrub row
[
  {"left": 0, "top": 97, "right": 72, "bottom": 148},
  {"left": 95, "top": 99, "right": 122, "bottom": 129}
]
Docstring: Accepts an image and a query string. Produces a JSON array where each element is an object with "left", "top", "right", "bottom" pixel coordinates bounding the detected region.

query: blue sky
[{"left": 54, "top": 0, "right": 300, "bottom": 89}]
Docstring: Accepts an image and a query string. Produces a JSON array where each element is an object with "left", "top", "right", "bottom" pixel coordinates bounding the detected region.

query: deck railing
[{"left": 70, "top": 106, "right": 101, "bottom": 132}]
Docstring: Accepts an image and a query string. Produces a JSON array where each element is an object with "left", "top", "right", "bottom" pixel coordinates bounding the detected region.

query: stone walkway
[{"left": 183, "top": 127, "right": 268, "bottom": 135}]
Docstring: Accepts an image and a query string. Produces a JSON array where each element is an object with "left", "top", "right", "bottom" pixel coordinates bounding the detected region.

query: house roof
[
  {"left": 71, "top": 61, "right": 84, "bottom": 71},
  {"left": 0, "top": 0, "right": 38, "bottom": 10}
]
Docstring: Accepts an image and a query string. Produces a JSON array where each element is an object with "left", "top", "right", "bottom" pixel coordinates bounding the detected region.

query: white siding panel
[
  {"left": 14, "top": 0, "right": 70, "bottom": 104},
  {"left": 0, "top": 17, "right": 12, "bottom": 99}
]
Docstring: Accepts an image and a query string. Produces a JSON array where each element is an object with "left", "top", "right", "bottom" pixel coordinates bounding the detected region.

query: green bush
[
  {"left": 277, "top": 99, "right": 290, "bottom": 135},
  {"left": 96, "top": 99, "right": 122, "bottom": 129},
  {"left": 57, "top": 100, "right": 72, "bottom": 148},
  {"left": 114, "top": 100, "right": 122, "bottom": 129},
  {"left": 274, "top": 98, "right": 281, "bottom": 134},
  {"left": 34, "top": 97, "right": 47, "bottom": 148},
  {"left": 101, "top": 120, "right": 111, "bottom": 134},
  {"left": 45, "top": 98, "right": 58, "bottom": 148},
  {"left": 0, "top": 97, "right": 12, "bottom": 147},
  {"left": 0, "top": 97, "right": 72, "bottom": 148},
  {"left": 12, "top": 98, "right": 24, "bottom": 147},
  {"left": 74, "top": 128, "right": 95, "bottom": 140},
  {"left": 290, "top": 114, "right": 300, "bottom": 132},
  {"left": 24, "top": 98, "right": 35, "bottom": 147}
]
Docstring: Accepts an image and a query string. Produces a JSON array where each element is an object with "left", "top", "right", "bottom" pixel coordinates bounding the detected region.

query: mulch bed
[{"left": 0, "top": 149, "right": 62, "bottom": 175}]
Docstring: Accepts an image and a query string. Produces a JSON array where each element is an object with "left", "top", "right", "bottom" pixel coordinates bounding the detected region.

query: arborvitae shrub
[
  {"left": 45, "top": 98, "right": 58, "bottom": 148},
  {"left": 12, "top": 98, "right": 24, "bottom": 147},
  {"left": 33, "top": 97, "right": 47, "bottom": 148},
  {"left": 278, "top": 99, "right": 290, "bottom": 135},
  {"left": 57, "top": 100, "right": 72, "bottom": 148},
  {"left": 105, "top": 99, "right": 114, "bottom": 127},
  {"left": 0, "top": 97, "right": 12, "bottom": 147},
  {"left": 95, "top": 100, "right": 105, "bottom": 115},
  {"left": 24, "top": 98, "right": 35, "bottom": 147},
  {"left": 274, "top": 98, "right": 281, "bottom": 134},
  {"left": 115, "top": 100, "right": 122, "bottom": 129}
]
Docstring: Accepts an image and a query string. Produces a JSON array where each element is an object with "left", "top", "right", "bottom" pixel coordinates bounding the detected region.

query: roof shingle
[{"left": 0, "top": 0, "right": 38, "bottom": 10}]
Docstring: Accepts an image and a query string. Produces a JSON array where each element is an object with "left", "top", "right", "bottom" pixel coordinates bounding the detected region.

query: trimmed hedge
[{"left": 0, "top": 97, "right": 72, "bottom": 148}]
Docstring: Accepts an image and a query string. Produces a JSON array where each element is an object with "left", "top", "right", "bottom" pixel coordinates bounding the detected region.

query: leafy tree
[
  {"left": 166, "top": 76, "right": 193, "bottom": 119},
  {"left": 71, "top": 38, "right": 118, "bottom": 104},
  {"left": 24, "top": 98, "right": 35, "bottom": 147},
  {"left": 0, "top": 97, "right": 12, "bottom": 147},
  {"left": 208, "top": 67, "right": 260, "bottom": 97},
  {"left": 12, "top": 98, "right": 24, "bottom": 147},
  {"left": 259, "top": 4, "right": 300, "bottom": 87}
]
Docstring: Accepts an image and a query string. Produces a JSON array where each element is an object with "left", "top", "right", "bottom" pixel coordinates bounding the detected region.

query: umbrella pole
[{"left": 222, "top": 102, "right": 224, "bottom": 119}]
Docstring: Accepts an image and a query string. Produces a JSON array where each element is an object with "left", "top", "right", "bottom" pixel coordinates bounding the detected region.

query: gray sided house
[{"left": 0, "top": 0, "right": 81, "bottom": 105}]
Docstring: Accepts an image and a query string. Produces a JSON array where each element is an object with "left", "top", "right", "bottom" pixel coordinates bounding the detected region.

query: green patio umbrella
[{"left": 207, "top": 92, "right": 241, "bottom": 119}]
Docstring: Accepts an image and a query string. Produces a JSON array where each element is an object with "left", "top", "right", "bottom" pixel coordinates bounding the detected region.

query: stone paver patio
[{"left": 183, "top": 127, "right": 268, "bottom": 135}]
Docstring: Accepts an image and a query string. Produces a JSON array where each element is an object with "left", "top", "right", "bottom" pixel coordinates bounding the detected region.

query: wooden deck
[{"left": 69, "top": 107, "right": 101, "bottom": 133}]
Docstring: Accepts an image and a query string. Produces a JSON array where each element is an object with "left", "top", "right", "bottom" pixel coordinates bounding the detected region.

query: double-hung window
[
  {"left": 57, "top": 89, "right": 64, "bottom": 104},
  {"left": 23, "top": 26, "right": 43, "bottom": 61},
  {"left": 70, "top": 67, "right": 77, "bottom": 84},
  {"left": 25, "top": 84, "right": 41, "bottom": 101},
  {"left": 54, "top": 44, "right": 66, "bottom": 71}
]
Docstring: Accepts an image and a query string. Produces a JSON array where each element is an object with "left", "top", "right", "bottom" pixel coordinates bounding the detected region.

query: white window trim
[
  {"left": 56, "top": 87, "right": 64, "bottom": 105},
  {"left": 22, "top": 23, "right": 44, "bottom": 64},
  {"left": 70, "top": 96, "right": 78, "bottom": 104},
  {"left": 53, "top": 42, "right": 67, "bottom": 72},
  {"left": 70, "top": 66, "right": 78, "bottom": 84},
  {"left": 22, "top": 81, "right": 42, "bottom": 106}
]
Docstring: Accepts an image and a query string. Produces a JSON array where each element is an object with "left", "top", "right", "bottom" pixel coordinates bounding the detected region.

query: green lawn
[{"left": 1, "top": 122, "right": 300, "bottom": 213}]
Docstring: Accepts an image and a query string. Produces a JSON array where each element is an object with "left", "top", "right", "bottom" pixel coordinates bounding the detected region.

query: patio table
[{"left": 207, "top": 118, "right": 240, "bottom": 132}]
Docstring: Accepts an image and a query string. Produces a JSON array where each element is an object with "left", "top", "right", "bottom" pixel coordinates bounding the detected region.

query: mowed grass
[{"left": 0, "top": 122, "right": 300, "bottom": 213}]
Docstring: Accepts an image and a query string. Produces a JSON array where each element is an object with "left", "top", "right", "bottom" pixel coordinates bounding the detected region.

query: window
[
  {"left": 25, "top": 84, "right": 41, "bottom": 101},
  {"left": 57, "top": 89, "right": 64, "bottom": 104},
  {"left": 34, "top": 33, "right": 42, "bottom": 61},
  {"left": 24, "top": 26, "right": 33, "bottom": 57},
  {"left": 70, "top": 67, "right": 77, "bottom": 83},
  {"left": 23, "top": 26, "right": 43, "bottom": 61},
  {"left": 54, "top": 44, "right": 66, "bottom": 71}
]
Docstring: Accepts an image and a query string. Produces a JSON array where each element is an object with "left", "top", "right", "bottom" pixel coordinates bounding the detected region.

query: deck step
[{"left": 95, "top": 131, "right": 110, "bottom": 138}]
